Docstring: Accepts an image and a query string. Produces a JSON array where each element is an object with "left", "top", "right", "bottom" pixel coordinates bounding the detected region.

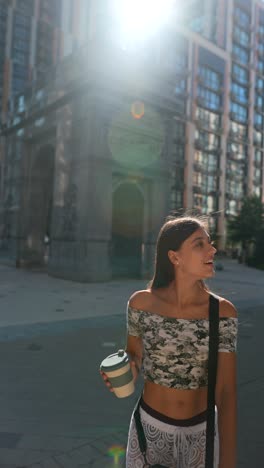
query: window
[
  {"left": 226, "top": 180, "right": 243, "bottom": 197},
  {"left": 254, "top": 168, "right": 261, "bottom": 182},
  {"left": 256, "top": 77, "right": 264, "bottom": 91},
  {"left": 227, "top": 141, "right": 247, "bottom": 160},
  {"left": 226, "top": 200, "right": 239, "bottom": 216},
  {"left": 174, "top": 123, "right": 185, "bottom": 140},
  {"left": 13, "top": 50, "right": 28, "bottom": 65},
  {"left": 254, "top": 113, "right": 263, "bottom": 127},
  {"left": 254, "top": 150, "right": 262, "bottom": 164},
  {"left": 13, "top": 63, "right": 28, "bottom": 80},
  {"left": 195, "top": 130, "right": 220, "bottom": 150},
  {"left": 227, "top": 161, "right": 244, "bottom": 178},
  {"left": 197, "top": 86, "right": 221, "bottom": 111},
  {"left": 207, "top": 176, "right": 217, "bottom": 191},
  {"left": 16, "top": 0, "right": 33, "bottom": 16},
  {"left": 229, "top": 121, "right": 247, "bottom": 140},
  {"left": 171, "top": 190, "right": 183, "bottom": 208},
  {"left": 231, "top": 82, "right": 248, "bottom": 104},
  {"left": 196, "top": 107, "right": 221, "bottom": 130},
  {"left": 193, "top": 194, "right": 217, "bottom": 214},
  {"left": 13, "top": 25, "right": 30, "bottom": 41},
  {"left": 233, "top": 25, "right": 250, "bottom": 47},
  {"left": 232, "top": 63, "right": 249, "bottom": 84},
  {"left": 253, "top": 130, "right": 263, "bottom": 146},
  {"left": 208, "top": 154, "right": 218, "bottom": 171},
  {"left": 257, "top": 60, "right": 264, "bottom": 75},
  {"left": 198, "top": 66, "right": 221, "bottom": 90},
  {"left": 14, "top": 12, "right": 31, "bottom": 28},
  {"left": 255, "top": 94, "right": 264, "bottom": 110},
  {"left": 257, "top": 42, "right": 264, "bottom": 55},
  {"left": 253, "top": 186, "right": 261, "bottom": 197},
  {"left": 12, "top": 77, "right": 26, "bottom": 94},
  {"left": 232, "top": 44, "right": 250, "bottom": 64},
  {"left": 175, "top": 79, "right": 187, "bottom": 95},
  {"left": 193, "top": 172, "right": 203, "bottom": 185},
  {"left": 234, "top": 6, "right": 250, "bottom": 27},
  {"left": 258, "top": 24, "right": 264, "bottom": 36},
  {"left": 230, "top": 101, "right": 248, "bottom": 123},
  {"left": 194, "top": 151, "right": 218, "bottom": 171}
]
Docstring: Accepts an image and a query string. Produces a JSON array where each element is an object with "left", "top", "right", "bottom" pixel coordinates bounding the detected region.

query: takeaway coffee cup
[{"left": 100, "top": 349, "right": 135, "bottom": 398}]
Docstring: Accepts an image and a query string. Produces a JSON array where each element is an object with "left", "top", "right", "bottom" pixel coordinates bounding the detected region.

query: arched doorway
[
  {"left": 111, "top": 183, "right": 144, "bottom": 278},
  {"left": 26, "top": 144, "right": 55, "bottom": 266}
]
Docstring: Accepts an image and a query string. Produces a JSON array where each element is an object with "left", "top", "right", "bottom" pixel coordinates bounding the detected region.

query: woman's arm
[
  {"left": 125, "top": 334, "right": 143, "bottom": 384},
  {"left": 215, "top": 299, "right": 238, "bottom": 468}
]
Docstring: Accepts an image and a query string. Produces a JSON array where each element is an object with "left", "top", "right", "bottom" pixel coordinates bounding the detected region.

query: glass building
[{"left": 1, "top": 0, "right": 264, "bottom": 251}]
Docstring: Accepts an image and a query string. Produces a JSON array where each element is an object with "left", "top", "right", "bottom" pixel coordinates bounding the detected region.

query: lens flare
[
  {"left": 108, "top": 104, "right": 165, "bottom": 169},
  {"left": 108, "top": 444, "right": 126, "bottom": 465}
]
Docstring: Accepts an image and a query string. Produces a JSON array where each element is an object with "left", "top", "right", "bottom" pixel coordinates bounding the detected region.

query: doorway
[{"left": 111, "top": 183, "right": 144, "bottom": 278}]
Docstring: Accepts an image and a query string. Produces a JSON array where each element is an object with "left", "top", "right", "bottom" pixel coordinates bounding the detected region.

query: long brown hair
[{"left": 148, "top": 214, "right": 210, "bottom": 291}]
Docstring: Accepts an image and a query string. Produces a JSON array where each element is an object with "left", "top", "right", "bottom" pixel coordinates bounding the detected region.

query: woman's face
[{"left": 173, "top": 227, "right": 217, "bottom": 279}]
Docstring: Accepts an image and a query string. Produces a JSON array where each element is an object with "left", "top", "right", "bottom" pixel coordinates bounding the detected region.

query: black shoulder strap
[
  {"left": 205, "top": 293, "right": 220, "bottom": 468},
  {"left": 133, "top": 395, "right": 148, "bottom": 458}
]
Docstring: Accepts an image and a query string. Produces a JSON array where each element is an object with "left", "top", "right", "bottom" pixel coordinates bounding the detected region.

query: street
[{"left": 0, "top": 260, "right": 262, "bottom": 467}]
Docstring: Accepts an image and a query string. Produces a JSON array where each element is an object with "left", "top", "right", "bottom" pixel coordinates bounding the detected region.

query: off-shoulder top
[{"left": 126, "top": 301, "right": 238, "bottom": 390}]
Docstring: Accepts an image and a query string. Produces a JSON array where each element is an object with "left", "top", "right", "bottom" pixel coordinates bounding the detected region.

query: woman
[{"left": 101, "top": 215, "right": 238, "bottom": 467}]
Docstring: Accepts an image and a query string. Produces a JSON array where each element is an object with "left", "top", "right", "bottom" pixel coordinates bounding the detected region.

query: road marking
[{"left": 102, "top": 342, "right": 116, "bottom": 347}]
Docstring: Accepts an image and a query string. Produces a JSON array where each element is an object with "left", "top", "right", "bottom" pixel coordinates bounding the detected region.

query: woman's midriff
[{"left": 143, "top": 380, "right": 208, "bottom": 419}]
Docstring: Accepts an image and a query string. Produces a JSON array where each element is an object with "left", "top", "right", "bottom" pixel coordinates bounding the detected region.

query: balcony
[
  {"left": 194, "top": 139, "right": 222, "bottom": 155},
  {"left": 193, "top": 162, "right": 221, "bottom": 175},
  {"left": 194, "top": 117, "right": 223, "bottom": 135},
  {"left": 227, "top": 151, "right": 247, "bottom": 163},
  {"left": 229, "top": 131, "right": 249, "bottom": 144}
]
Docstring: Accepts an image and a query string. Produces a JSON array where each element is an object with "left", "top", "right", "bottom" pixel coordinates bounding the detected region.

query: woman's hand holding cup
[
  {"left": 100, "top": 360, "right": 138, "bottom": 393},
  {"left": 100, "top": 350, "right": 137, "bottom": 398},
  {"left": 100, "top": 370, "right": 114, "bottom": 393}
]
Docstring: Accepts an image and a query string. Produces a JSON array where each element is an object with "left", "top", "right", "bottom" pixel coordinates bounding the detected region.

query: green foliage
[{"left": 227, "top": 195, "right": 264, "bottom": 247}]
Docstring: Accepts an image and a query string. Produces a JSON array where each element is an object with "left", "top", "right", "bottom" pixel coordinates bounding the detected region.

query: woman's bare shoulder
[
  {"left": 128, "top": 289, "right": 153, "bottom": 310},
  {"left": 213, "top": 294, "right": 238, "bottom": 318}
]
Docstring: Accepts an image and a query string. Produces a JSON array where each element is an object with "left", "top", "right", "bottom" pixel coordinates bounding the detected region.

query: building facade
[{"left": 0, "top": 0, "right": 264, "bottom": 280}]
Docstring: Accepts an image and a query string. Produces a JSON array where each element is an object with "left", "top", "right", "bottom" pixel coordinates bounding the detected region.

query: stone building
[{"left": 0, "top": 39, "right": 181, "bottom": 281}]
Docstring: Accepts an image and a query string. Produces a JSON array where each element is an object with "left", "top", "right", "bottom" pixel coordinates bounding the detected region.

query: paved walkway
[{"left": 0, "top": 259, "right": 262, "bottom": 467}]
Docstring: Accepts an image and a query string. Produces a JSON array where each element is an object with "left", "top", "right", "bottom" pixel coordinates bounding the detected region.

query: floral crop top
[{"left": 127, "top": 303, "right": 238, "bottom": 390}]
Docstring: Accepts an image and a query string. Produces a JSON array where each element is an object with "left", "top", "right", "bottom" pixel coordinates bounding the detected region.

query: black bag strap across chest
[{"left": 205, "top": 293, "right": 219, "bottom": 468}]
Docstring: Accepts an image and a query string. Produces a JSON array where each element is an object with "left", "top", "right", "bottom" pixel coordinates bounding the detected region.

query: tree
[{"left": 227, "top": 195, "right": 264, "bottom": 263}]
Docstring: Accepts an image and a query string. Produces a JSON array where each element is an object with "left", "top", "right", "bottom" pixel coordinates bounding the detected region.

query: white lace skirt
[{"left": 126, "top": 401, "right": 219, "bottom": 468}]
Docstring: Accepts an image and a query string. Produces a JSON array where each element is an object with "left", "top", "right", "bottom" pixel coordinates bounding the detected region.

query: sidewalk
[
  {"left": 0, "top": 259, "right": 262, "bottom": 467},
  {"left": 0, "top": 258, "right": 263, "bottom": 337}
]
